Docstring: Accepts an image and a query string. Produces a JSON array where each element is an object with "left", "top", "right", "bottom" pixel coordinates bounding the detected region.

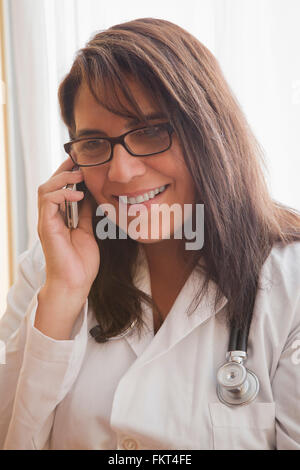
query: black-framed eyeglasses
[{"left": 63, "top": 122, "right": 174, "bottom": 167}]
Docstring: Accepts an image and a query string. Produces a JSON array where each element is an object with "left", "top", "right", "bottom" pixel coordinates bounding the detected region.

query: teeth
[
  {"left": 135, "top": 195, "right": 144, "bottom": 203},
  {"left": 119, "top": 195, "right": 128, "bottom": 204},
  {"left": 119, "top": 185, "right": 167, "bottom": 205}
]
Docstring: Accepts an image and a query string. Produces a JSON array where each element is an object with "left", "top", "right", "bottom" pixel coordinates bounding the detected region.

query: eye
[
  {"left": 79, "top": 139, "right": 108, "bottom": 152},
  {"left": 135, "top": 126, "right": 163, "bottom": 137},
  {"left": 83, "top": 140, "right": 103, "bottom": 148}
]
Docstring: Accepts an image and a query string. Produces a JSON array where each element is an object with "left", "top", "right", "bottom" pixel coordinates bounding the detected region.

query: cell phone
[{"left": 65, "top": 174, "right": 87, "bottom": 229}]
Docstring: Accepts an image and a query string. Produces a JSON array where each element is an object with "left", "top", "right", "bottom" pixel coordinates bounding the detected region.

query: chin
[
  {"left": 134, "top": 236, "right": 168, "bottom": 244},
  {"left": 128, "top": 227, "right": 174, "bottom": 243},
  {"left": 124, "top": 219, "right": 179, "bottom": 243}
]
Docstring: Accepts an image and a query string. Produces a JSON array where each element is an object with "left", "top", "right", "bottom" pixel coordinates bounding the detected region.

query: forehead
[{"left": 73, "top": 77, "right": 159, "bottom": 128}]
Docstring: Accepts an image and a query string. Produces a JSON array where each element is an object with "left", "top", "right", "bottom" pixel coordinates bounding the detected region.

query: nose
[{"left": 107, "top": 143, "right": 146, "bottom": 183}]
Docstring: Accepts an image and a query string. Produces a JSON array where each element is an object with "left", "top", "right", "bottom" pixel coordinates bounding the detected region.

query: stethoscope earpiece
[{"left": 90, "top": 319, "right": 138, "bottom": 343}]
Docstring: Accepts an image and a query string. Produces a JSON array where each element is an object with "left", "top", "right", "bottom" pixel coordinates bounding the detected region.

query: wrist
[
  {"left": 35, "top": 284, "right": 87, "bottom": 340},
  {"left": 37, "top": 284, "right": 88, "bottom": 323},
  {"left": 41, "top": 281, "right": 89, "bottom": 303}
]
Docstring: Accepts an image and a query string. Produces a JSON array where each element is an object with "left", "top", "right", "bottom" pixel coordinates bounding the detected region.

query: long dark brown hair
[{"left": 58, "top": 17, "right": 300, "bottom": 342}]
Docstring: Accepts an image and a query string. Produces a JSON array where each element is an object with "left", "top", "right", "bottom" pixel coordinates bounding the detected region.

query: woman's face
[{"left": 73, "top": 78, "right": 196, "bottom": 243}]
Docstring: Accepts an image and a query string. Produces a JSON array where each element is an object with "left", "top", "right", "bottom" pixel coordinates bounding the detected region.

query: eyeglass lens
[{"left": 69, "top": 125, "right": 170, "bottom": 166}]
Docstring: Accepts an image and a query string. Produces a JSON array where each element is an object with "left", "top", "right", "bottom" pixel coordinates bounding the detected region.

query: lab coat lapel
[{"left": 124, "top": 245, "right": 228, "bottom": 365}]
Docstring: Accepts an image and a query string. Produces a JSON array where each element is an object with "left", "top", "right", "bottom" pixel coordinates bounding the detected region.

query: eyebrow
[{"left": 75, "top": 112, "right": 167, "bottom": 138}]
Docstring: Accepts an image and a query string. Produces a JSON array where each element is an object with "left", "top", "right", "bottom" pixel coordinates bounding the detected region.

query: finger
[
  {"left": 38, "top": 169, "right": 84, "bottom": 197},
  {"left": 40, "top": 188, "right": 84, "bottom": 221},
  {"left": 52, "top": 156, "right": 77, "bottom": 178},
  {"left": 38, "top": 157, "right": 79, "bottom": 215},
  {"left": 77, "top": 193, "right": 97, "bottom": 235}
]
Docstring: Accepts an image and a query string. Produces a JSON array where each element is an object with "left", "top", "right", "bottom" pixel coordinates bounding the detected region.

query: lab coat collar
[{"left": 124, "top": 244, "right": 228, "bottom": 365}]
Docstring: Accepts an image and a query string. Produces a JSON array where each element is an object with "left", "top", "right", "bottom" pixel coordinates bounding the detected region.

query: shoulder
[
  {"left": 264, "top": 239, "right": 300, "bottom": 275},
  {"left": 260, "top": 240, "right": 300, "bottom": 295},
  {"left": 252, "top": 240, "right": 300, "bottom": 353}
]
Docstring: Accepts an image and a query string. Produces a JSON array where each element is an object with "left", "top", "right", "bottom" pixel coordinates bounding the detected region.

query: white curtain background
[{"left": 3, "top": 0, "right": 300, "bottom": 277}]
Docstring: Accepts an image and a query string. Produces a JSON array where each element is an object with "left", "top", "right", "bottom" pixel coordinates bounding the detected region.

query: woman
[{"left": 1, "top": 17, "right": 300, "bottom": 450}]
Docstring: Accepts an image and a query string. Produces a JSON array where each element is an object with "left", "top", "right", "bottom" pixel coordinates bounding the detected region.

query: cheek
[
  {"left": 82, "top": 169, "right": 107, "bottom": 203},
  {"left": 161, "top": 153, "right": 194, "bottom": 194},
  {"left": 164, "top": 141, "right": 190, "bottom": 180},
  {"left": 150, "top": 153, "right": 179, "bottom": 181},
  {"left": 171, "top": 148, "right": 195, "bottom": 197}
]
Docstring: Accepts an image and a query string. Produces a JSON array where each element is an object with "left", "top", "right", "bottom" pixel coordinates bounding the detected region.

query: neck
[
  {"left": 141, "top": 238, "right": 195, "bottom": 281},
  {"left": 141, "top": 238, "right": 198, "bottom": 328}
]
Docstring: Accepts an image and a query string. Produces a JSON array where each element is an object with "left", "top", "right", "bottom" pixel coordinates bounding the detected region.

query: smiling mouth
[{"left": 113, "top": 184, "right": 170, "bottom": 206}]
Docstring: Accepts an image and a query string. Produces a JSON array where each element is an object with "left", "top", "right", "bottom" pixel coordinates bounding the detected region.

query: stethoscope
[
  {"left": 216, "top": 313, "right": 259, "bottom": 407},
  {"left": 90, "top": 309, "right": 260, "bottom": 408}
]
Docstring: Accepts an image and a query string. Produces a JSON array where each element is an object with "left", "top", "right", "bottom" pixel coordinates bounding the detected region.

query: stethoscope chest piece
[{"left": 216, "top": 352, "right": 259, "bottom": 406}]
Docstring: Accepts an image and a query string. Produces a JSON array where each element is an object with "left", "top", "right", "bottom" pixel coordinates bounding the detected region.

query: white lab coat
[{"left": 0, "top": 238, "right": 300, "bottom": 450}]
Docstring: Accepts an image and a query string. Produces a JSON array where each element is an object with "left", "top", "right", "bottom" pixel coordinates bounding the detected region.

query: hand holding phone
[
  {"left": 37, "top": 157, "right": 100, "bottom": 315},
  {"left": 36, "top": 158, "right": 100, "bottom": 339}
]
